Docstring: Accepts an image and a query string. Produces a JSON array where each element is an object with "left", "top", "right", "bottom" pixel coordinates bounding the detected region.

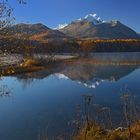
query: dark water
[{"left": 0, "top": 53, "right": 140, "bottom": 140}]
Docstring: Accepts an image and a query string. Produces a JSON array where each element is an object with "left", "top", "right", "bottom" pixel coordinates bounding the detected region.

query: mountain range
[
  {"left": 59, "top": 14, "right": 139, "bottom": 39},
  {"left": 0, "top": 13, "right": 140, "bottom": 54},
  {"left": 0, "top": 13, "right": 140, "bottom": 40}
]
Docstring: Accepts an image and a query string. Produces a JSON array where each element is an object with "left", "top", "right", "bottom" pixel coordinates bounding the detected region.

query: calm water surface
[{"left": 0, "top": 53, "right": 140, "bottom": 140}]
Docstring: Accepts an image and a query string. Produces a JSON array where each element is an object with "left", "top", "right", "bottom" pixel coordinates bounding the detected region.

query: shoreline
[{"left": 1, "top": 53, "right": 140, "bottom": 77}]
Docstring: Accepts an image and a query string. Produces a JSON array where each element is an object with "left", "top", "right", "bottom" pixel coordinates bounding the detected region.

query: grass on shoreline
[
  {"left": 74, "top": 121, "right": 140, "bottom": 140},
  {"left": 0, "top": 58, "right": 56, "bottom": 76},
  {"left": 0, "top": 55, "right": 78, "bottom": 76}
]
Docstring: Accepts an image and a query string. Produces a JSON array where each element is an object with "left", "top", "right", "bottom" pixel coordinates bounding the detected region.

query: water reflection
[
  {"left": 0, "top": 57, "right": 140, "bottom": 140},
  {"left": 15, "top": 58, "right": 140, "bottom": 89},
  {"left": 0, "top": 85, "right": 12, "bottom": 97}
]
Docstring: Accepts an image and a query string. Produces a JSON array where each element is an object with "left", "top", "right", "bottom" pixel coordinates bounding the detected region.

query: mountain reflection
[{"left": 15, "top": 58, "right": 140, "bottom": 88}]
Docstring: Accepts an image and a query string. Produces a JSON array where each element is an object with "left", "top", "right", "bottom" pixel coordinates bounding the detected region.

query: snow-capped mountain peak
[
  {"left": 55, "top": 13, "right": 106, "bottom": 29},
  {"left": 77, "top": 13, "right": 105, "bottom": 24},
  {"left": 54, "top": 23, "right": 68, "bottom": 30}
]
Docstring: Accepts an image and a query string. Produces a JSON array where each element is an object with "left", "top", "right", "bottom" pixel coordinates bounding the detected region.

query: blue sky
[{"left": 12, "top": 0, "right": 140, "bottom": 32}]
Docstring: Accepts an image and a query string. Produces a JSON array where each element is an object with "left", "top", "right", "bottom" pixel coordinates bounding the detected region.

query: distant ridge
[
  {"left": 0, "top": 23, "right": 70, "bottom": 40},
  {"left": 0, "top": 13, "right": 140, "bottom": 40},
  {"left": 59, "top": 13, "right": 140, "bottom": 39}
]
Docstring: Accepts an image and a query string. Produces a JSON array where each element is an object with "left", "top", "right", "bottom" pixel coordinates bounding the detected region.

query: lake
[{"left": 0, "top": 52, "right": 140, "bottom": 140}]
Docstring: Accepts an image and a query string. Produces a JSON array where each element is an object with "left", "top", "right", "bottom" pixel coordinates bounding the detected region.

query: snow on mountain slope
[
  {"left": 54, "top": 23, "right": 68, "bottom": 30},
  {"left": 77, "top": 13, "right": 105, "bottom": 24},
  {"left": 55, "top": 13, "right": 105, "bottom": 29}
]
